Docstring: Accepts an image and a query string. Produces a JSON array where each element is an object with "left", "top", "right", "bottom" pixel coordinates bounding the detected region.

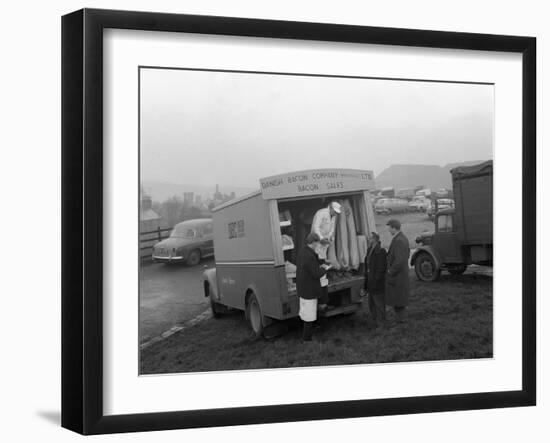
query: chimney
[{"left": 142, "top": 193, "right": 152, "bottom": 211}]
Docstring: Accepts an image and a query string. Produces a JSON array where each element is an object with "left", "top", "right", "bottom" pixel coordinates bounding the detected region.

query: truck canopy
[{"left": 451, "top": 160, "right": 493, "bottom": 245}]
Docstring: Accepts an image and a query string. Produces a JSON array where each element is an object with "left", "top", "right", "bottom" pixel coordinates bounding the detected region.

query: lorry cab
[
  {"left": 432, "top": 208, "right": 462, "bottom": 264},
  {"left": 203, "top": 168, "right": 377, "bottom": 337},
  {"left": 412, "top": 207, "right": 465, "bottom": 282}
]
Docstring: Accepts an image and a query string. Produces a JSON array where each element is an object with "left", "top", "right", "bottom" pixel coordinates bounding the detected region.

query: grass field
[{"left": 140, "top": 270, "right": 492, "bottom": 375}]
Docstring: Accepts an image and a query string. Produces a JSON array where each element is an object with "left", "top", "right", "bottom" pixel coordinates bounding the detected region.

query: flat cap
[{"left": 386, "top": 218, "right": 401, "bottom": 230}]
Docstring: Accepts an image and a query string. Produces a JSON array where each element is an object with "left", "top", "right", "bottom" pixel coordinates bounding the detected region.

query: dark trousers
[
  {"left": 302, "top": 321, "right": 314, "bottom": 341},
  {"left": 319, "top": 286, "right": 329, "bottom": 305},
  {"left": 368, "top": 291, "right": 386, "bottom": 324},
  {"left": 394, "top": 306, "right": 406, "bottom": 322}
]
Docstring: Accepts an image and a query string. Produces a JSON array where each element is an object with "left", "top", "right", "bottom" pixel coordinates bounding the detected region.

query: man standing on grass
[
  {"left": 385, "top": 219, "right": 410, "bottom": 324},
  {"left": 296, "top": 233, "right": 331, "bottom": 341},
  {"left": 364, "top": 231, "right": 388, "bottom": 328}
]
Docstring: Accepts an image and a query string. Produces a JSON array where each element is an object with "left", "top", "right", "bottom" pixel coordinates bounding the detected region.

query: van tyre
[
  {"left": 210, "top": 298, "right": 224, "bottom": 318},
  {"left": 448, "top": 265, "right": 467, "bottom": 275},
  {"left": 246, "top": 293, "right": 264, "bottom": 338},
  {"left": 414, "top": 252, "right": 441, "bottom": 282},
  {"left": 186, "top": 249, "right": 201, "bottom": 266},
  {"left": 204, "top": 282, "right": 222, "bottom": 318}
]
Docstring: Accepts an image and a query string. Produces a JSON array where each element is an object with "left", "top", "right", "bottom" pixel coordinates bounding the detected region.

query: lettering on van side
[
  {"left": 297, "top": 183, "right": 319, "bottom": 192},
  {"left": 221, "top": 277, "right": 236, "bottom": 285},
  {"left": 228, "top": 220, "right": 245, "bottom": 239}
]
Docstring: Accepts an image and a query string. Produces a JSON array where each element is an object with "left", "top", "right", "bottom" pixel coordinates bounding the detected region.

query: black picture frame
[{"left": 61, "top": 8, "right": 536, "bottom": 435}]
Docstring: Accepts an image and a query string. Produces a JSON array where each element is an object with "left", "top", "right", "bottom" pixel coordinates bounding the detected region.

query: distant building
[
  {"left": 194, "top": 195, "right": 203, "bottom": 207},
  {"left": 207, "top": 184, "right": 237, "bottom": 210},
  {"left": 140, "top": 192, "right": 166, "bottom": 260},
  {"left": 140, "top": 193, "right": 162, "bottom": 231},
  {"left": 213, "top": 184, "right": 223, "bottom": 201},
  {"left": 183, "top": 192, "right": 194, "bottom": 206}
]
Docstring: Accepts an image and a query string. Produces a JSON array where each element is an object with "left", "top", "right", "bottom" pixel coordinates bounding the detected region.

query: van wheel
[
  {"left": 186, "top": 249, "right": 201, "bottom": 266},
  {"left": 246, "top": 293, "right": 264, "bottom": 338},
  {"left": 414, "top": 252, "right": 441, "bottom": 282},
  {"left": 204, "top": 283, "right": 222, "bottom": 318},
  {"left": 210, "top": 298, "right": 224, "bottom": 318},
  {"left": 448, "top": 265, "right": 467, "bottom": 275}
]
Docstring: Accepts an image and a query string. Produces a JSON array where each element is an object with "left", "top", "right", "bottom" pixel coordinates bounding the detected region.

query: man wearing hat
[
  {"left": 385, "top": 219, "right": 410, "bottom": 323},
  {"left": 296, "top": 233, "right": 331, "bottom": 341},
  {"left": 310, "top": 201, "right": 342, "bottom": 261},
  {"left": 364, "top": 231, "right": 388, "bottom": 327},
  {"left": 311, "top": 201, "right": 341, "bottom": 309}
]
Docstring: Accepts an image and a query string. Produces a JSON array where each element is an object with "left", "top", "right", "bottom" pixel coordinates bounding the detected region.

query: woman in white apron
[{"left": 296, "top": 233, "right": 331, "bottom": 341}]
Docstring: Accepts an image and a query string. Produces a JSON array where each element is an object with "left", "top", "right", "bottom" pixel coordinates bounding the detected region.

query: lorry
[
  {"left": 395, "top": 187, "right": 416, "bottom": 200},
  {"left": 410, "top": 160, "right": 493, "bottom": 281},
  {"left": 202, "top": 168, "right": 377, "bottom": 337}
]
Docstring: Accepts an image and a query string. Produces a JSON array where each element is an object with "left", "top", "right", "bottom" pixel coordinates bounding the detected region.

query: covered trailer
[
  {"left": 203, "top": 169, "right": 377, "bottom": 336},
  {"left": 452, "top": 160, "right": 493, "bottom": 247}
]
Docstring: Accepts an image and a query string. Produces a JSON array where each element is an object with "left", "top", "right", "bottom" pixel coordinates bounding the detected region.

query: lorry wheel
[
  {"left": 448, "top": 265, "right": 467, "bottom": 275},
  {"left": 186, "top": 249, "right": 201, "bottom": 266},
  {"left": 246, "top": 294, "right": 264, "bottom": 338},
  {"left": 414, "top": 252, "right": 441, "bottom": 282}
]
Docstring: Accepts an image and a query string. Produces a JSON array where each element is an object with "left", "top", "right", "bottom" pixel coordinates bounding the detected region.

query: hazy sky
[{"left": 140, "top": 68, "right": 493, "bottom": 189}]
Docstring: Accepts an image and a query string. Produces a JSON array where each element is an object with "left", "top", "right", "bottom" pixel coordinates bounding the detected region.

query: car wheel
[
  {"left": 246, "top": 293, "right": 264, "bottom": 338},
  {"left": 448, "top": 264, "right": 467, "bottom": 275},
  {"left": 414, "top": 252, "right": 441, "bottom": 282},
  {"left": 186, "top": 249, "right": 201, "bottom": 266}
]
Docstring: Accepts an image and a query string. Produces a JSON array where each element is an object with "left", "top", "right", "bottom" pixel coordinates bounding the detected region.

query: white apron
[{"left": 299, "top": 298, "right": 318, "bottom": 322}]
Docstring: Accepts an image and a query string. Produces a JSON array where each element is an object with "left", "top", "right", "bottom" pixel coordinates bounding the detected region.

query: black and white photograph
[
  {"left": 138, "top": 67, "right": 494, "bottom": 375},
  {"left": 1, "top": 0, "right": 545, "bottom": 439}
]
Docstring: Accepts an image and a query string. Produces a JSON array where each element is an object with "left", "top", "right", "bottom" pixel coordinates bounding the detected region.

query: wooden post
[{"left": 157, "top": 226, "right": 162, "bottom": 242}]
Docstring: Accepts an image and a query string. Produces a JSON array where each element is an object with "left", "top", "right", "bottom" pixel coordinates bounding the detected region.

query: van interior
[{"left": 277, "top": 192, "right": 369, "bottom": 302}]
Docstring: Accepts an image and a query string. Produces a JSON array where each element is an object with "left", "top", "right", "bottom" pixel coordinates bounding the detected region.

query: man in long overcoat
[
  {"left": 364, "top": 232, "right": 387, "bottom": 327},
  {"left": 385, "top": 219, "right": 410, "bottom": 323}
]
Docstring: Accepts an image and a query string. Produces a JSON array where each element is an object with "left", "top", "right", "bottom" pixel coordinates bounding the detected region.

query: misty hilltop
[{"left": 375, "top": 160, "right": 488, "bottom": 190}]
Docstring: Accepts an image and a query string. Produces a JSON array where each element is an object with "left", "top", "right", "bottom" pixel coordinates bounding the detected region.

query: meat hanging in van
[
  {"left": 336, "top": 199, "right": 350, "bottom": 269},
  {"left": 327, "top": 238, "right": 340, "bottom": 269},
  {"left": 344, "top": 199, "right": 360, "bottom": 270}
]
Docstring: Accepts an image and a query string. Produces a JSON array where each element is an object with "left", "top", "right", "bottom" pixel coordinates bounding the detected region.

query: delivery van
[{"left": 202, "top": 168, "right": 377, "bottom": 337}]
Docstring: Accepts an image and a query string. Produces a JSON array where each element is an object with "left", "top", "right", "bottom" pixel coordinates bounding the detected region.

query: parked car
[
  {"left": 435, "top": 188, "right": 450, "bottom": 198},
  {"left": 415, "top": 188, "right": 432, "bottom": 198},
  {"left": 374, "top": 198, "right": 409, "bottom": 214},
  {"left": 396, "top": 187, "right": 416, "bottom": 200},
  {"left": 426, "top": 198, "right": 455, "bottom": 219},
  {"left": 409, "top": 195, "right": 430, "bottom": 212},
  {"left": 152, "top": 218, "right": 214, "bottom": 265}
]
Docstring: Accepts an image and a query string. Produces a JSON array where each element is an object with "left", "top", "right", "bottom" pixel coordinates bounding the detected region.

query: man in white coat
[
  {"left": 311, "top": 201, "right": 342, "bottom": 261},
  {"left": 311, "top": 201, "right": 341, "bottom": 310}
]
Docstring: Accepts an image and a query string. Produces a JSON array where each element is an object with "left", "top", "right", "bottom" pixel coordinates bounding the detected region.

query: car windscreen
[{"left": 170, "top": 226, "right": 197, "bottom": 239}]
